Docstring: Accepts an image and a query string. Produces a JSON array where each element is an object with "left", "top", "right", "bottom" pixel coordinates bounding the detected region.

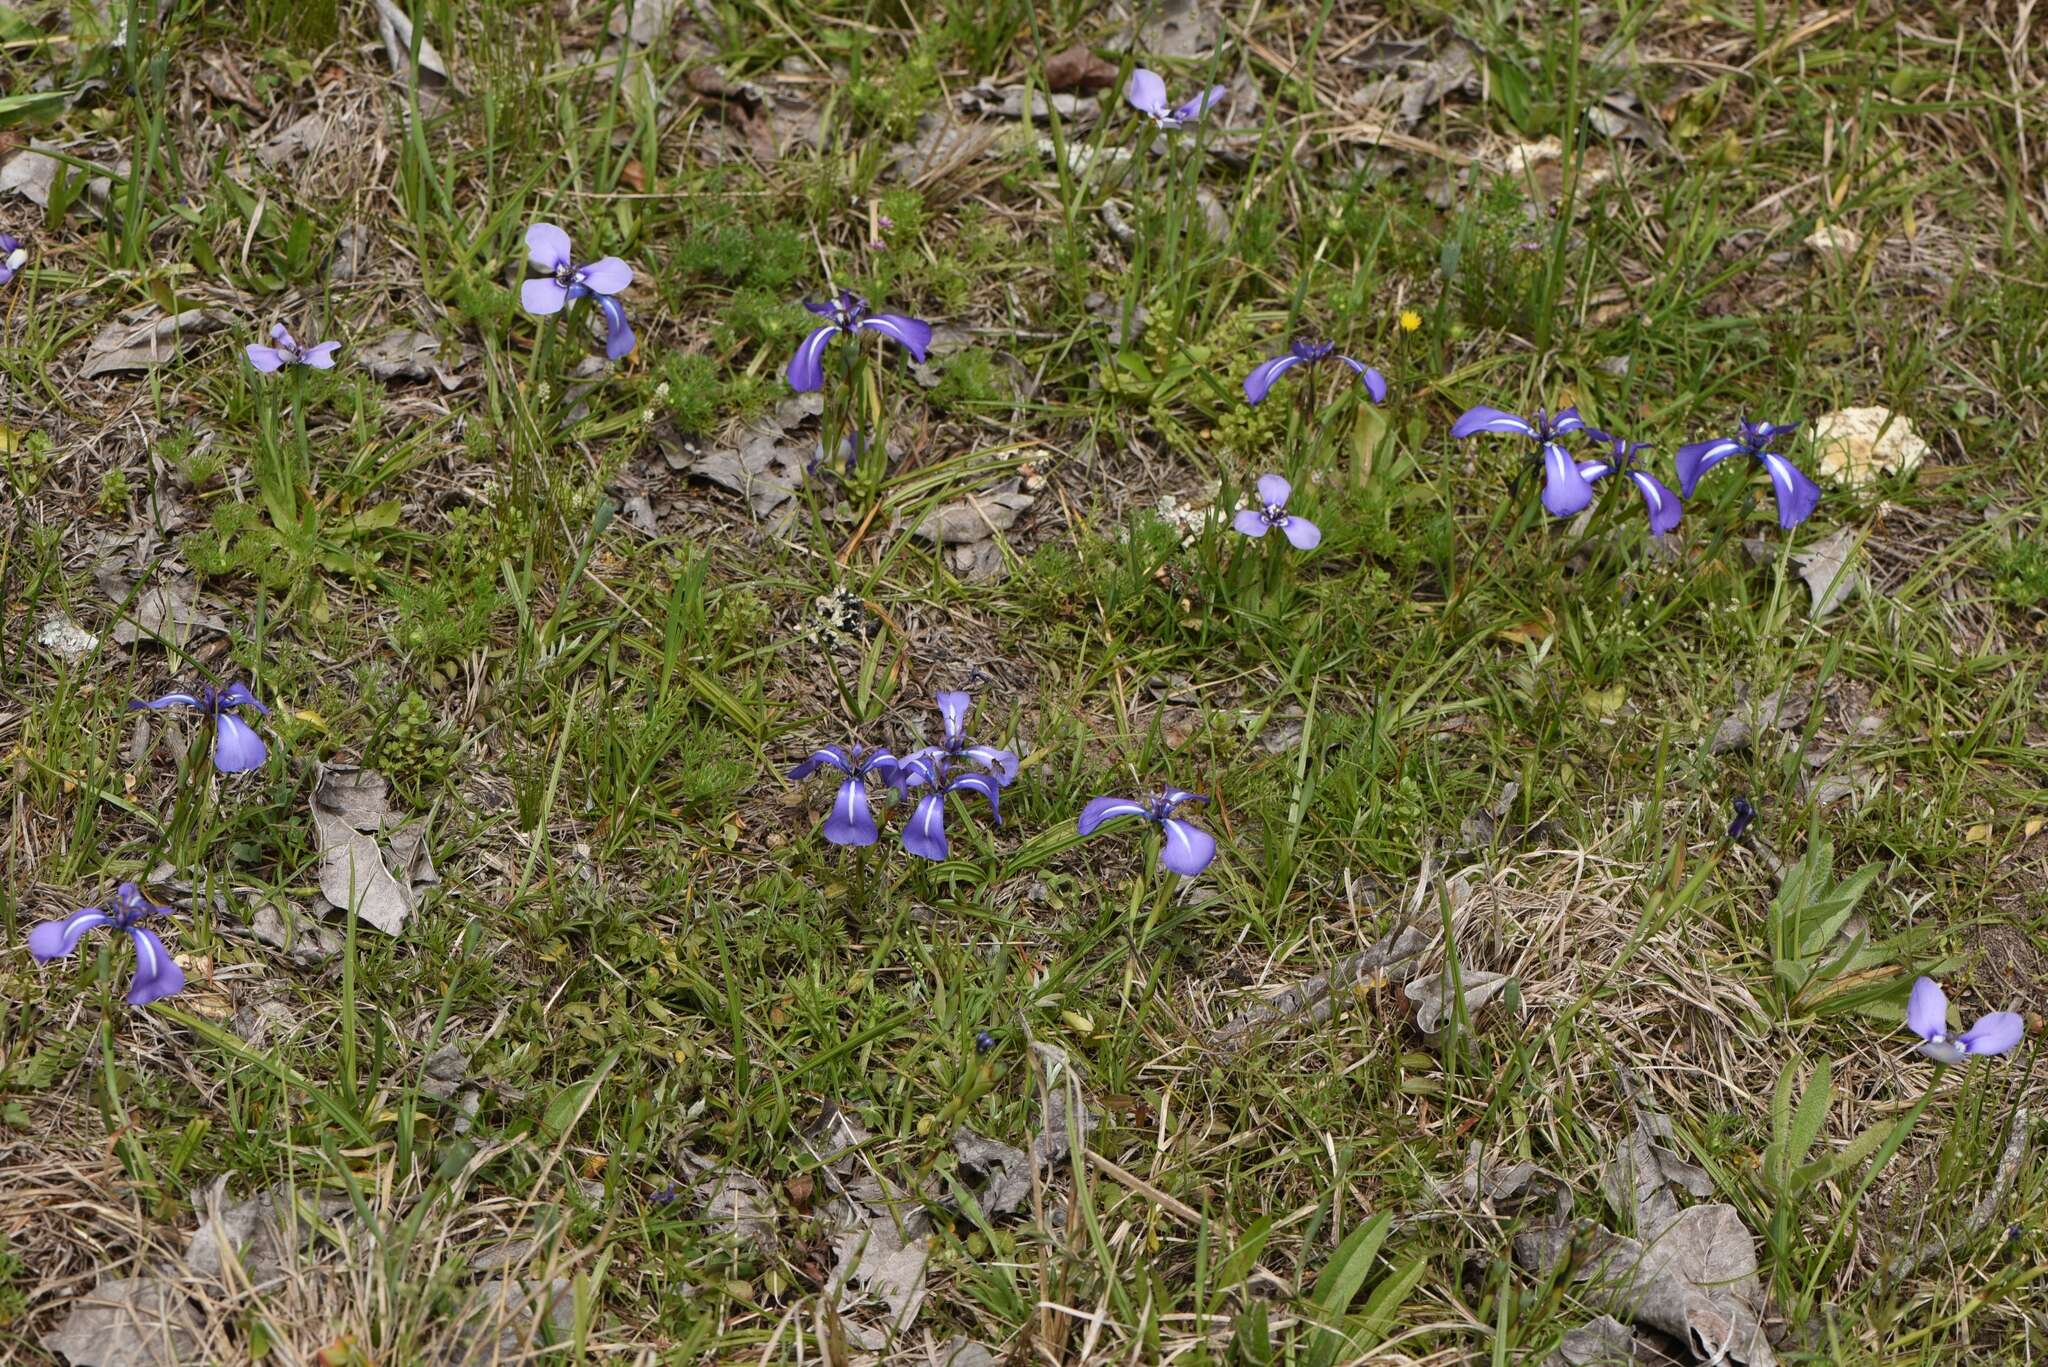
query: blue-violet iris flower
[
  {"left": 1579, "top": 430, "right": 1682, "bottom": 537},
  {"left": 1077, "top": 788, "right": 1216, "bottom": 876},
  {"left": 246, "top": 323, "right": 340, "bottom": 373},
  {"left": 894, "top": 755, "right": 1004, "bottom": 861},
  {"left": 1232, "top": 474, "right": 1320, "bottom": 550},
  {"left": 130, "top": 683, "right": 270, "bottom": 774},
  {"left": 1906, "top": 976, "right": 2023, "bottom": 1064},
  {"left": 520, "top": 222, "right": 636, "bottom": 360},
  {"left": 786, "top": 291, "right": 932, "bottom": 392},
  {"left": 912, "top": 691, "right": 1019, "bottom": 784},
  {"left": 1450, "top": 404, "right": 1592, "bottom": 518},
  {"left": 788, "top": 744, "right": 900, "bottom": 846},
  {"left": 1125, "top": 69, "right": 1227, "bottom": 130},
  {"left": 1242, "top": 338, "right": 1387, "bottom": 406},
  {"left": 28, "top": 883, "right": 185, "bottom": 1007},
  {"left": 0, "top": 233, "right": 25, "bottom": 286},
  {"left": 1674, "top": 418, "right": 1820, "bottom": 529}
]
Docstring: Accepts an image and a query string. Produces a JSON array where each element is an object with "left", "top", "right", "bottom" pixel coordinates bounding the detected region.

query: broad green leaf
[
  {"left": 1305, "top": 1211, "right": 1392, "bottom": 1367},
  {"left": 541, "top": 1047, "right": 620, "bottom": 1140}
]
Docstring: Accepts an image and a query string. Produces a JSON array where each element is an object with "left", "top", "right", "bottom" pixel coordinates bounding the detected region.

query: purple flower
[
  {"left": 1242, "top": 338, "right": 1388, "bottom": 406},
  {"left": 246, "top": 323, "right": 340, "bottom": 374},
  {"left": 1674, "top": 418, "right": 1820, "bottom": 529},
  {"left": 519, "top": 222, "right": 636, "bottom": 360},
  {"left": 0, "top": 232, "right": 25, "bottom": 286},
  {"left": 1450, "top": 404, "right": 1593, "bottom": 517},
  {"left": 895, "top": 755, "right": 1004, "bottom": 861},
  {"left": 911, "top": 692, "right": 1019, "bottom": 785},
  {"left": 1077, "top": 788, "right": 1216, "bottom": 876},
  {"left": 785, "top": 291, "right": 933, "bottom": 392},
  {"left": 1579, "top": 430, "right": 1682, "bottom": 537},
  {"left": 1125, "top": 69, "right": 1228, "bottom": 130},
  {"left": 1232, "top": 474, "right": 1321, "bottom": 550},
  {"left": 129, "top": 683, "right": 270, "bottom": 773},
  {"left": 1906, "top": 976, "right": 2023, "bottom": 1064},
  {"left": 27, "top": 883, "right": 185, "bottom": 1007},
  {"left": 788, "top": 744, "right": 900, "bottom": 846}
]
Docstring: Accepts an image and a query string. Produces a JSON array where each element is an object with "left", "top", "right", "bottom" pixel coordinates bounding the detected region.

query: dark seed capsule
[
  {"left": 974, "top": 1031, "right": 998, "bottom": 1054},
  {"left": 1729, "top": 797, "right": 1755, "bottom": 841}
]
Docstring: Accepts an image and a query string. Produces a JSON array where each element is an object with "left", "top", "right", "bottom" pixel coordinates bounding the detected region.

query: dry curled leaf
[
  {"left": 1811, "top": 406, "right": 1928, "bottom": 488},
  {"left": 83, "top": 309, "right": 228, "bottom": 378}
]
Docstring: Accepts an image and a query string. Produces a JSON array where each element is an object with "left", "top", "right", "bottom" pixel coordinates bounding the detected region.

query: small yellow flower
[{"left": 1399, "top": 309, "right": 1422, "bottom": 333}]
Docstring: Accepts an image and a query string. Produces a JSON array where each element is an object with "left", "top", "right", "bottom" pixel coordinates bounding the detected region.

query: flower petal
[
  {"left": 1241, "top": 353, "right": 1303, "bottom": 404},
  {"left": 823, "top": 778, "right": 878, "bottom": 846},
  {"left": 1255, "top": 473, "right": 1292, "bottom": 508},
  {"left": 1576, "top": 460, "right": 1615, "bottom": 483},
  {"left": 1550, "top": 407, "right": 1586, "bottom": 436},
  {"left": 959, "top": 744, "right": 1020, "bottom": 785},
  {"left": 1906, "top": 976, "right": 1949, "bottom": 1041},
  {"left": 789, "top": 746, "right": 853, "bottom": 780},
  {"left": 785, "top": 324, "right": 842, "bottom": 392},
  {"left": 1157, "top": 817, "right": 1216, "bottom": 875},
  {"left": 948, "top": 772, "right": 1004, "bottom": 824},
  {"left": 1125, "top": 68, "right": 1169, "bottom": 118},
  {"left": 1450, "top": 405, "right": 1537, "bottom": 439},
  {"left": 27, "top": 909, "right": 112, "bottom": 961},
  {"left": 1916, "top": 1038, "right": 1968, "bottom": 1065},
  {"left": 935, "top": 691, "right": 971, "bottom": 743},
  {"left": 1232, "top": 509, "right": 1270, "bottom": 538},
  {"left": 1540, "top": 442, "right": 1596, "bottom": 517},
  {"left": 1336, "top": 357, "right": 1388, "bottom": 403},
  {"left": 595, "top": 293, "right": 636, "bottom": 359},
  {"left": 1960, "top": 1012, "right": 2025, "bottom": 1057},
  {"left": 246, "top": 345, "right": 286, "bottom": 373},
  {"left": 857, "top": 313, "right": 933, "bottom": 361},
  {"left": 1171, "top": 85, "right": 1229, "bottom": 123},
  {"left": 1673, "top": 437, "right": 1741, "bottom": 497},
  {"left": 1629, "top": 471, "right": 1684, "bottom": 536},
  {"left": 217, "top": 682, "right": 270, "bottom": 715},
  {"left": 578, "top": 256, "right": 633, "bottom": 294},
  {"left": 526, "top": 222, "right": 573, "bottom": 271},
  {"left": 130, "top": 692, "right": 203, "bottom": 711},
  {"left": 1077, "top": 796, "right": 1149, "bottom": 836},
  {"left": 124, "top": 927, "right": 186, "bottom": 1006},
  {"left": 520, "top": 278, "right": 569, "bottom": 316},
  {"left": 1281, "top": 515, "right": 1321, "bottom": 551},
  {"left": 300, "top": 341, "right": 341, "bottom": 369},
  {"left": 212, "top": 712, "right": 268, "bottom": 773},
  {"left": 902, "top": 793, "right": 950, "bottom": 860},
  {"left": 1760, "top": 452, "right": 1821, "bottom": 529}
]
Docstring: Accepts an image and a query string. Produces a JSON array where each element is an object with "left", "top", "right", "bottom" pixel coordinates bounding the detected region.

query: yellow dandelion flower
[{"left": 1399, "top": 309, "right": 1422, "bottom": 333}]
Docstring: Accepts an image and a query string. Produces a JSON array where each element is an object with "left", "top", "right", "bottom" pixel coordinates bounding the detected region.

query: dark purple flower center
[
  {"left": 1145, "top": 792, "right": 1180, "bottom": 821},
  {"left": 830, "top": 292, "right": 870, "bottom": 328},
  {"left": 1260, "top": 501, "right": 1289, "bottom": 525},
  {"left": 109, "top": 886, "right": 171, "bottom": 930},
  {"left": 1291, "top": 338, "right": 1335, "bottom": 362}
]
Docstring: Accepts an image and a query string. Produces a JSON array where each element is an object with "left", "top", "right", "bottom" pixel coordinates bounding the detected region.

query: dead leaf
[
  {"left": 1352, "top": 38, "right": 1481, "bottom": 129},
  {"left": 955, "top": 84, "right": 1092, "bottom": 125},
  {"left": 83, "top": 309, "right": 228, "bottom": 378},
  {"left": 372, "top": 0, "right": 455, "bottom": 101},
  {"left": 103, "top": 575, "right": 229, "bottom": 649},
  {"left": 1044, "top": 44, "right": 1118, "bottom": 93},
  {"left": 608, "top": 0, "right": 683, "bottom": 45},
  {"left": 1794, "top": 527, "right": 1862, "bottom": 619},
  {"left": 1586, "top": 92, "right": 1667, "bottom": 148},
  {"left": 256, "top": 111, "right": 335, "bottom": 168},
  {"left": 1710, "top": 687, "right": 1801, "bottom": 754},
  {"left": 248, "top": 901, "right": 343, "bottom": 966},
  {"left": 1, "top": 143, "right": 60, "bottom": 205},
  {"left": 1138, "top": 0, "right": 1218, "bottom": 60},
  {"left": 663, "top": 400, "right": 819, "bottom": 521},
  {"left": 1803, "top": 222, "right": 1864, "bottom": 268},
  {"left": 675, "top": 1152, "right": 779, "bottom": 1255},
  {"left": 912, "top": 489, "right": 1034, "bottom": 546},
  {"left": 1811, "top": 406, "right": 1928, "bottom": 488},
  {"left": 445, "top": 1279, "right": 573, "bottom": 1367},
  {"left": 890, "top": 114, "right": 1001, "bottom": 185},
  {"left": 1601, "top": 1113, "right": 1715, "bottom": 1235},
  {"left": 1544, "top": 1315, "right": 1664, "bottom": 1367},
  {"left": 39, "top": 1278, "right": 203, "bottom": 1366},
  {"left": 357, "top": 327, "right": 465, "bottom": 389},
  {"left": 310, "top": 764, "right": 429, "bottom": 936},
  {"left": 38, "top": 615, "right": 98, "bottom": 661},
  {"left": 186, "top": 1178, "right": 349, "bottom": 1289},
  {"left": 1517, "top": 1111, "right": 1774, "bottom": 1366},
  {"left": 1405, "top": 968, "right": 1513, "bottom": 1038}
]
